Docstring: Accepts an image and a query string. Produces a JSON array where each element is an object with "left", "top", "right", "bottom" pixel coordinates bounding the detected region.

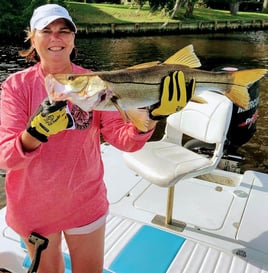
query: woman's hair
[{"left": 19, "top": 25, "right": 77, "bottom": 63}]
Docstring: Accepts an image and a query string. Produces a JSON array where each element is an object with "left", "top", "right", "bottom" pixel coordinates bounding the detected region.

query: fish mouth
[{"left": 69, "top": 90, "right": 112, "bottom": 112}]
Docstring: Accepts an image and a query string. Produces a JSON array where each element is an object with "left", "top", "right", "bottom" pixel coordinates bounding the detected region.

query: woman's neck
[{"left": 41, "top": 61, "right": 73, "bottom": 75}]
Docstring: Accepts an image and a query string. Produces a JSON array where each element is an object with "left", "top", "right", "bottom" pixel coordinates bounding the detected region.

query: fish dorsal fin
[
  {"left": 164, "top": 44, "right": 201, "bottom": 68},
  {"left": 127, "top": 61, "right": 161, "bottom": 70}
]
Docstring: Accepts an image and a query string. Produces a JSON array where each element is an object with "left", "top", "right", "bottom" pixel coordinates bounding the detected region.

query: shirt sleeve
[
  {"left": 0, "top": 75, "right": 42, "bottom": 171},
  {"left": 100, "top": 111, "right": 154, "bottom": 152}
]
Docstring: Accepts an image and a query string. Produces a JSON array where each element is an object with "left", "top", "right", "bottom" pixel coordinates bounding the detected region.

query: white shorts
[{"left": 64, "top": 213, "right": 108, "bottom": 235}]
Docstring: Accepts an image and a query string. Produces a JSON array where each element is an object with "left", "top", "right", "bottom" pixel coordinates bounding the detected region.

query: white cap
[{"left": 30, "top": 4, "right": 77, "bottom": 33}]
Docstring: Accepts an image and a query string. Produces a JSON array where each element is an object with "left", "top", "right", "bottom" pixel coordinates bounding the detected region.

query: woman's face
[{"left": 32, "top": 18, "right": 75, "bottom": 64}]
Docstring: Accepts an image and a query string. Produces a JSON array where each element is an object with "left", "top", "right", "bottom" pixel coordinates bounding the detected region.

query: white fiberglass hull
[{"left": 1, "top": 144, "right": 268, "bottom": 273}]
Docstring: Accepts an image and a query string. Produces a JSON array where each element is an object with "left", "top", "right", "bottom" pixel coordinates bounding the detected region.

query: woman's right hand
[{"left": 26, "top": 98, "right": 73, "bottom": 143}]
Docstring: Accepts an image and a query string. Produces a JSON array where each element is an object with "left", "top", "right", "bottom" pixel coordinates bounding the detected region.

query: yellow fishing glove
[
  {"left": 149, "top": 71, "right": 196, "bottom": 120},
  {"left": 27, "top": 98, "right": 74, "bottom": 142}
]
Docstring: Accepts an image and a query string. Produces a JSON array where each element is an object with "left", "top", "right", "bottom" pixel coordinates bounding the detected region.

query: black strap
[{"left": 27, "top": 126, "right": 48, "bottom": 143}]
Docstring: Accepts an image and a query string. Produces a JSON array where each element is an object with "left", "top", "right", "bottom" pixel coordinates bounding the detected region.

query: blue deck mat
[{"left": 109, "top": 225, "right": 185, "bottom": 273}]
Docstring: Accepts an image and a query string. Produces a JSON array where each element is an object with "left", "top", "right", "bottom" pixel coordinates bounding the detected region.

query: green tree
[
  {"left": 0, "top": 0, "right": 67, "bottom": 40},
  {"left": 0, "top": 0, "right": 29, "bottom": 39},
  {"left": 149, "top": 0, "right": 197, "bottom": 18},
  {"left": 170, "top": 0, "right": 196, "bottom": 18},
  {"left": 229, "top": 0, "right": 240, "bottom": 15},
  {"left": 170, "top": 0, "right": 183, "bottom": 18},
  {"left": 149, "top": 0, "right": 167, "bottom": 11},
  {"left": 184, "top": 0, "right": 198, "bottom": 17}
]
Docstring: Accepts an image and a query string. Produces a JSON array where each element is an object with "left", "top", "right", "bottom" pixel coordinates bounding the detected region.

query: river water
[{"left": 0, "top": 31, "right": 268, "bottom": 207}]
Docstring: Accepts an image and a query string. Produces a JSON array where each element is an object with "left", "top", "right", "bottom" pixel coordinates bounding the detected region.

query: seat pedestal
[{"left": 151, "top": 186, "right": 186, "bottom": 232}]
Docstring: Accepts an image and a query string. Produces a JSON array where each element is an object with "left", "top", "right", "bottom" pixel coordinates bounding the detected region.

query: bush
[{"left": 205, "top": 0, "right": 263, "bottom": 11}]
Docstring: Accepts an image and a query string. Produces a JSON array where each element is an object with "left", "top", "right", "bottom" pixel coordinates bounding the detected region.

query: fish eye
[{"left": 68, "top": 75, "right": 75, "bottom": 81}]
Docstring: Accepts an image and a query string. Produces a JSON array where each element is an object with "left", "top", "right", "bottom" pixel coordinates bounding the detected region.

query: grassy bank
[{"left": 67, "top": 2, "right": 268, "bottom": 25}]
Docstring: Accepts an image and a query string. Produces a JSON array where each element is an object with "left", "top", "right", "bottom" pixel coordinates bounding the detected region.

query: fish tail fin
[
  {"left": 125, "top": 109, "right": 151, "bottom": 132},
  {"left": 233, "top": 69, "right": 267, "bottom": 86},
  {"left": 226, "top": 86, "right": 250, "bottom": 110},
  {"left": 164, "top": 44, "right": 201, "bottom": 68},
  {"left": 230, "top": 68, "right": 267, "bottom": 109}
]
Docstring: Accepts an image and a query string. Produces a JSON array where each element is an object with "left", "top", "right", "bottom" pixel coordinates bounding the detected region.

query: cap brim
[{"left": 33, "top": 16, "right": 77, "bottom": 33}]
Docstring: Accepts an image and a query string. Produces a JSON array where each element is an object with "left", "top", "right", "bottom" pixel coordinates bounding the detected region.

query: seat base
[{"left": 152, "top": 215, "right": 186, "bottom": 232}]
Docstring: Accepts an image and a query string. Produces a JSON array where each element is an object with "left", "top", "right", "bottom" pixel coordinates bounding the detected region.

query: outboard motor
[
  {"left": 185, "top": 67, "right": 260, "bottom": 173},
  {"left": 226, "top": 80, "right": 259, "bottom": 153},
  {"left": 220, "top": 76, "right": 259, "bottom": 172}
]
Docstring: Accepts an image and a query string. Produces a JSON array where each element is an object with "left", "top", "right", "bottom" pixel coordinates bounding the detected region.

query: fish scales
[{"left": 93, "top": 65, "right": 239, "bottom": 101}]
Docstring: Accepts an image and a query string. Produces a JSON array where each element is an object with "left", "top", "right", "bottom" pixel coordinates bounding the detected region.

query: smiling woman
[
  {"left": 29, "top": 19, "right": 75, "bottom": 74},
  {"left": 0, "top": 3, "right": 156, "bottom": 273},
  {"left": 19, "top": 5, "right": 77, "bottom": 73}
]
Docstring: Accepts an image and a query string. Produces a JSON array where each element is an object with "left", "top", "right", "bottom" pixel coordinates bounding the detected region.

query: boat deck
[{"left": 1, "top": 143, "right": 268, "bottom": 272}]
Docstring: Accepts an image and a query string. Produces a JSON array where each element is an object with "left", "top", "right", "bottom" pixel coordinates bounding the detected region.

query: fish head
[
  {"left": 52, "top": 73, "right": 107, "bottom": 96},
  {"left": 45, "top": 73, "right": 113, "bottom": 112}
]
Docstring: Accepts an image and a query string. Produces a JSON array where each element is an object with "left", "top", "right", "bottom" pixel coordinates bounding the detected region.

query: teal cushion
[{"left": 109, "top": 225, "right": 185, "bottom": 273}]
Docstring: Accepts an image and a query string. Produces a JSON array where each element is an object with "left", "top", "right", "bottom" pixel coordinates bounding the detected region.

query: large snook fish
[{"left": 45, "top": 44, "right": 267, "bottom": 126}]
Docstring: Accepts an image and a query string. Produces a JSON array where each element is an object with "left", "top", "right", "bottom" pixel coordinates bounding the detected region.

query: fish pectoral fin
[
  {"left": 126, "top": 61, "right": 161, "bottom": 70},
  {"left": 125, "top": 108, "right": 151, "bottom": 132},
  {"left": 190, "top": 95, "right": 207, "bottom": 104},
  {"left": 110, "top": 97, "right": 128, "bottom": 122},
  {"left": 163, "top": 44, "right": 201, "bottom": 68}
]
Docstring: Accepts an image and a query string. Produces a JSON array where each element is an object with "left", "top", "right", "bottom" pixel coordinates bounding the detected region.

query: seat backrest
[{"left": 163, "top": 91, "right": 233, "bottom": 147}]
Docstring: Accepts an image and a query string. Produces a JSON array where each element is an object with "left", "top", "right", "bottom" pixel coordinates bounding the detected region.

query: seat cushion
[{"left": 124, "top": 141, "right": 211, "bottom": 187}]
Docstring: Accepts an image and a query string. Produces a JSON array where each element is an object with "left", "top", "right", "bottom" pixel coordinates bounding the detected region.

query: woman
[{"left": 0, "top": 4, "right": 156, "bottom": 272}]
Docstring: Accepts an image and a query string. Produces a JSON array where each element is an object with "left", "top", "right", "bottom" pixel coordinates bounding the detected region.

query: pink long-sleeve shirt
[{"left": 0, "top": 63, "right": 153, "bottom": 236}]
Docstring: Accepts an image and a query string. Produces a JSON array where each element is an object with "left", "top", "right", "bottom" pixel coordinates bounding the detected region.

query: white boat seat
[
  {"left": 123, "top": 141, "right": 211, "bottom": 188},
  {"left": 123, "top": 90, "right": 233, "bottom": 230}
]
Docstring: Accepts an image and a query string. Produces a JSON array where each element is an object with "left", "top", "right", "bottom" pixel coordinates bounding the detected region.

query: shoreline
[
  {"left": 76, "top": 19, "right": 268, "bottom": 37},
  {"left": 1, "top": 19, "right": 267, "bottom": 42}
]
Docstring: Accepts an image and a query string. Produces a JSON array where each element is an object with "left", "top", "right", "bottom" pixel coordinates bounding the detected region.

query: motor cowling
[{"left": 226, "top": 73, "right": 259, "bottom": 152}]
